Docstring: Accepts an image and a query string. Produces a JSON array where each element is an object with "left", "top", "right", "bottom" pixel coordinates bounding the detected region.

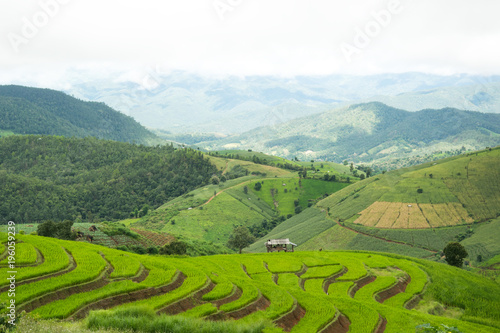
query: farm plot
[
  {"left": 354, "top": 201, "right": 473, "bottom": 229},
  {"left": 1, "top": 234, "right": 499, "bottom": 333},
  {"left": 0, "top": 242, "right": 37, "bottom": 265},
  {"left": 130, "top": 228, "right": 174, "bottom": 247}
]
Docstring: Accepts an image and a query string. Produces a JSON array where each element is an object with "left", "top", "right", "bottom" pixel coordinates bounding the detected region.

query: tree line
[{"left": 0, "top": 135, "right": 217, "bottom": 224}]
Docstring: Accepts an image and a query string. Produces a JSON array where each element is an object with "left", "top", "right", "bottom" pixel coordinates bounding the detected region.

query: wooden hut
[{"left": 265, "top": 239, "right": 297, "bottom": 253}]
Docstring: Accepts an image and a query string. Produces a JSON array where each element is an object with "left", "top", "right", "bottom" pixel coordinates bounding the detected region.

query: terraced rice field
[
  {"left": 1, "top": 233, "right": 499, "bottom": 333},
  {"left": 354, "top": 201, "right": 473, "bottom": 229}
]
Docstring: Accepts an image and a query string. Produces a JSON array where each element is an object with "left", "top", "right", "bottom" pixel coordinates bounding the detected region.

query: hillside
[
  {"left": 0, "top": 135, "right": 217, "bottom": 224},
  {"left": 251, "top": 147, "right": 500, "bottom": 265},
  {"left": 365, "top": 81, "right": 500, "bottom": 114},
  {"left": 1, "top": 233, "right": 499, "bottom": 333},
  {"left": 131, "top": 152, "right": 353, "bottom": 245},
  {"left": 200, "top": 102, "right": 500, "bottom": 167},
  {"left": 65, "top": 71, "right": 500, "bottom": 134},
  {"left": 0, "top": 85, "right": 159, "bottom": 144}
]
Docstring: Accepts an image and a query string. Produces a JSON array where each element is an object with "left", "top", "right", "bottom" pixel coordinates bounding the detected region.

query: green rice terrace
[{"left": 1, "top": 233, "right": 499, "bottom": 332}]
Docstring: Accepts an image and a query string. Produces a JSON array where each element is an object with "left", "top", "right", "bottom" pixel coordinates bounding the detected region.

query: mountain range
[
  {"left": 199, "top": 102, "right": 500, "bottom": 167},
  {"left": 63, "top": 71, "right": 500, "bottom": 134}
]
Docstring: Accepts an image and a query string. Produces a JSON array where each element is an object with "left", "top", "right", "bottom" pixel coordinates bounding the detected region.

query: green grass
[
  {"left": 105, "top": 253, "right": 141, "bottom": 279},
  {"left": 31, "top": 280, "right": 145, "bottom": 319},
  {"left": 160, "top": 191, "right": 268, "bottom": 243},
  {"left": 461, "top": 217, "right": 500, "bottom": 264},
  {"left": 354, "top": 276, "right": 396, "bottom": 302},
  {"left": 345, "top": 223, "right": 470, "bottom": 251},
  {"left": 0, "top": 240, "right": 107, "bottom": 305},
  {"left": 181, "top": 303, "right": 218, "bottom": 318},
  {"left": 238, "top": 280, "right": 294, "bottom": 322},
  {"left": 247, "top": 207, "right": 335, "bottom": 253},
  {"left": 249, "top": 177, "right": 349, "bottom": 217},
  {"left": 328, "top": 281, "right": 354, "bottom": 297},
  {"left": 3, "top": 233, "right": 500, "bottom": 333},
  {"left": 0, "top": 242, "right": 37, "bottom": 265},
  {"left": 86, "top": 306, "right": 269, "bottom": 333},
  {"left": 202, "top": 274, "right": 234, "bottom": 301},
  {"left": 317, "top": 147, "right": 500, "bottom": 229},
  {"left": 0, "top": 235, "right": 69, "bottom": 285},
  {"left": 300, "top": 224, "right": 432, "bottom": 258},
  {"left": 219, "top": 278, "right": 260, "bottom": 313},
  {"left": 300, "top": 265, "right": 342, "bottom": 279}
]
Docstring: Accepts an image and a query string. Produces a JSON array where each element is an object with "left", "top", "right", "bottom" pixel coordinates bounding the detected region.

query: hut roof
[{"left": 265, "top": 238, "right": 297, "bottom": 246}]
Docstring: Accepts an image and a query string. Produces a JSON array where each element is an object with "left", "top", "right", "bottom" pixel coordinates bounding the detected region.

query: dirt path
[
  {"left": 201, "top": 178, "right": 258, "bottom": 207},
  {"left": 326, "top": 212, "right": 437, "bottom": 254}
]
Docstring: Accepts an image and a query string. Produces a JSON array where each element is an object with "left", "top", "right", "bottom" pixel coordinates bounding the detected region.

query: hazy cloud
[{"left": 0, "top": 0, "right": 499, "bottom": 79}]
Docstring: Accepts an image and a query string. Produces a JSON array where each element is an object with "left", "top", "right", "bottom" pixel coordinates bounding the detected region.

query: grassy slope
[
  {"left": 135, "top": 154, "right": 350, "bottom": 245},
  {"left": 2, "top": 233, "right": 499, "bottom": 333},
  {"left": 249, "top": 178, "right": 349, "bottom": 216},
  {"left": 253, "top": 147, "right": 500, "bottom": 260},
  {"left": 461, "top": 217, "right": 500, "bottom": 263},
  {"left": 319, "top": 147, "right": 499, "bottom": 224}
]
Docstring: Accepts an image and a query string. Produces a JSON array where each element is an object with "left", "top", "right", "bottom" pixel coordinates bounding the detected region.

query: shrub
[
  {"left": 160, "top": 241, "right": 187, "bottom": 255},
  {"left": 443, "top": 242, "right": 468, "bottom": 267},
  {"left": 147, "top": 246, "right": 159, "bottom": 255}
]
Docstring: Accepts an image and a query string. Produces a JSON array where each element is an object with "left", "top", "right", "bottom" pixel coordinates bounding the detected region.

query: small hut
[{"left": 265, "top": 239, "right": 297, "bottom": 253}]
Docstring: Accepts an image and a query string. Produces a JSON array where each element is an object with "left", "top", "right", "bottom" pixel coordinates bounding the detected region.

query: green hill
[
  {"left": 132, "top": 153, "right": 351, "bottom": 245},
  {"left": 251, "top": 147, "right": 500, "bottom": 266},
  {"left": 0, "top": 85, "right": 159, "bottom": 144},
  {"left": 0, "top": 135, "right": 217, "bottom": 224},
  {"left": 1, "top": 233, "right": 499, "bottom": 333},
  {"left": 202, "top": 102, "right": 500, "bottom": 168}
]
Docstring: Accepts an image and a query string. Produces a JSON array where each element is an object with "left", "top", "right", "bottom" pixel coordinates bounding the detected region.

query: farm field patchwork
[
  {"left": 1, "top": 233, "right": 499, "bottom": 333},
  {"left": 354, "top": 201, "right": 473, "bottom": 229},
  {"left": 317, "top": 147, "right": 500, "bottom": 232}
]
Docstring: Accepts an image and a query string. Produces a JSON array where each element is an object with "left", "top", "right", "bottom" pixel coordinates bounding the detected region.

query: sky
[{"left": 1, "top": 0, "right": 500, "bottom": 84}]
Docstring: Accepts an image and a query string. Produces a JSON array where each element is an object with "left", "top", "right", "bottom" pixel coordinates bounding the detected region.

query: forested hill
[
  {"left": 202, "top": 102, "right": 500, "bottom": 166},
  {"left": 0, "top": 135, "right": 217, "bottom": 223},
  {"left": 0, "top": 85, "right": 159, "bottom": 144}
]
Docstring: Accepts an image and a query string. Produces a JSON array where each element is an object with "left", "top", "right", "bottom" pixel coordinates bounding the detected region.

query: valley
[{"left": 0, "top": 85, "right": 499, "bottom": 333}]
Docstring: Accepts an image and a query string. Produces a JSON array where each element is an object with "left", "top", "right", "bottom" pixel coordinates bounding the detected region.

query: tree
[
  {"left": 37, "top": 220, "right": 57, "bottom": 237},
  {"left": 227, "top": 226, "right": 255, "bottom": 254},
  {"left": 254, "top": 182, "right": 262, "bottom": 191},
  {"left": 37, "top": 219, "right": 75, "bottom": 240},
  {"left": 160, "top": 240, "right": 187, "bottom": 255},
  {"left": 243, "top": 186, "right": 248, "bottom": 194},
  {"left": 211, "top": 175, "right": 220, "bottom": 185},
  {"left": 140, "top": 205, "right": 149, "bottom": 217},
  {"left": 443, "top": 242, "right": 468, "bottom": 267}
]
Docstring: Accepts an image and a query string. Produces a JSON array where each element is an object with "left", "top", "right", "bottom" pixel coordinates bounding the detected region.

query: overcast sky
[{"left": 1, "top": 0, "right": 500, "bottom": 84}]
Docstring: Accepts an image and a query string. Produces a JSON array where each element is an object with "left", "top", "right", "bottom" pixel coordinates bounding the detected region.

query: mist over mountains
[
  {"left": 199, "top": 102, "right": 500, "bottom": 166},
  {"left": 63, "top": 71, "right": 500, "bottom": 134}
]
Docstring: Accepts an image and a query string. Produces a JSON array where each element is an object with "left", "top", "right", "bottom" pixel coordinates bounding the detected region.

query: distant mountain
[
  {"left": 200, "top": 102, "right": 500, "bottom": 166},
  {"left": 64, "top": 71, "right": 500, "bottom": 134},
  {"left": 365, "top": 81, "right": 500, "bottom": 113},
  {"left": 0, "top": 85, "right": 159, "bottom": 144}
]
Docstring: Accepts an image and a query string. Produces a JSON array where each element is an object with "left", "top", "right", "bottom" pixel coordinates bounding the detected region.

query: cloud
[{"left": 0, "top": 0, "right": 499, "bottom": 77}]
